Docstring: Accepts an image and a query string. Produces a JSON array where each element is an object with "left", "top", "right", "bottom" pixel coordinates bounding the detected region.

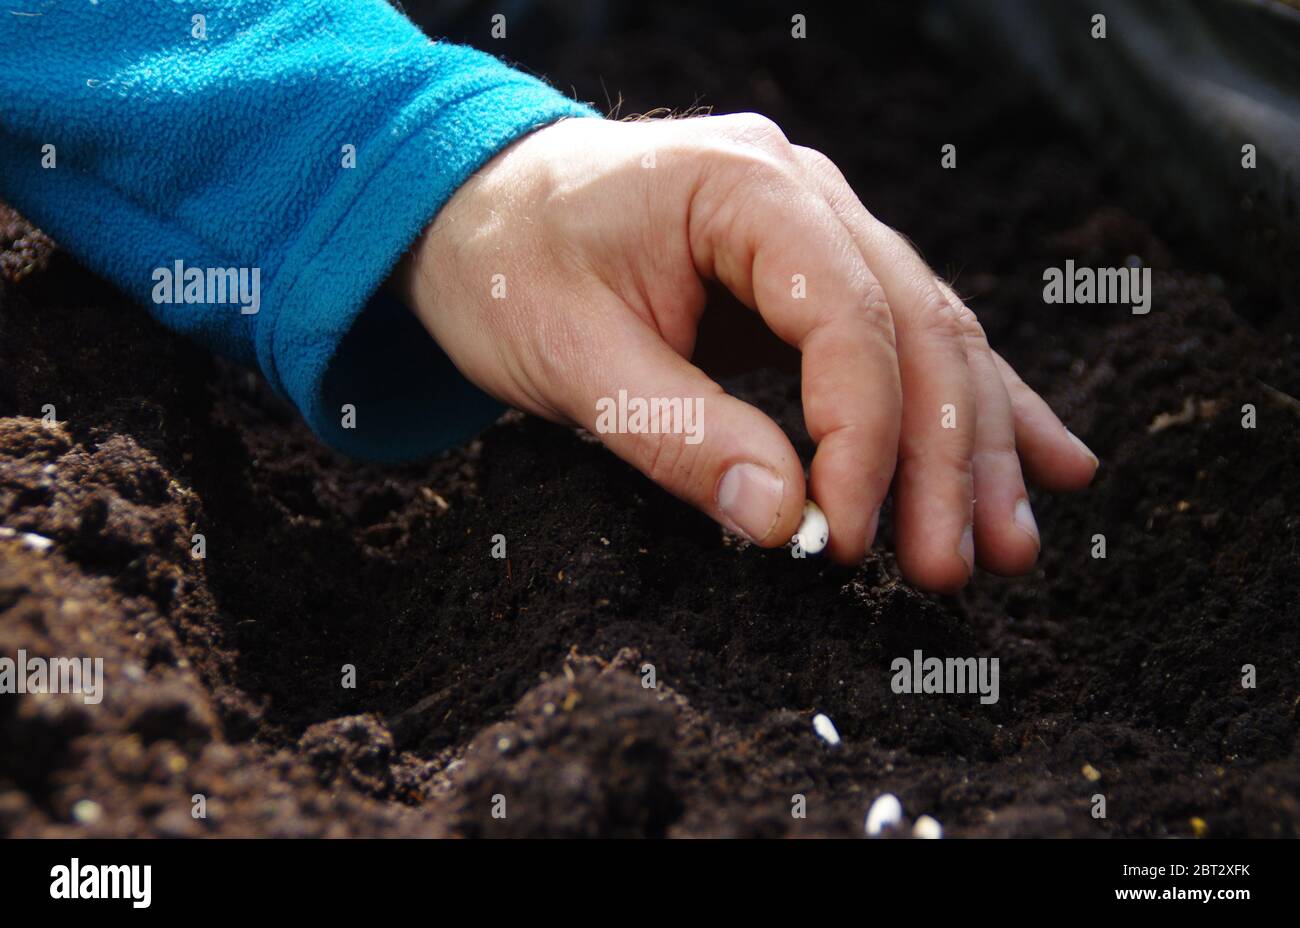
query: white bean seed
[
  {"left": 912, "top": 814, "right": 943, "bottom": 839},
  {"left": 22, "top": 532, "right": 54, "bottom": 553},
  {"left": 0, "top": 527, "right": 54, "bottom": 553},
  {"left": 811, "top": 712, "right": 840, "bottom": 746},
  {"left": 865, "top": 792, "right": 904, "bottom": 836},
  {"left": 793, "top": 500, "right": 829, "bottom": 555}
]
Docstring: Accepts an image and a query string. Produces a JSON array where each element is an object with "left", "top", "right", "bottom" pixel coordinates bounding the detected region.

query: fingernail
[
  {"left": 957, "top": 524, "right": 975, "bottom": 575},
  {"left": 1014, "top": 498, "right": 1040, "bottom": 546},
  {"left": 1066, "top": 429, "right": 1099, "bottom": 468},
  {"left": 717, "top": 463, "right": 785, "bottom": 543},
  {"left": 865, "top": 505, "right": 881, "bottom": 550}
]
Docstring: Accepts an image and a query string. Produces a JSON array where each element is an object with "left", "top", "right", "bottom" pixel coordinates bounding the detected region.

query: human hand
[{"left": 395, "top": 114, "right": 1097, "bottom": 592}]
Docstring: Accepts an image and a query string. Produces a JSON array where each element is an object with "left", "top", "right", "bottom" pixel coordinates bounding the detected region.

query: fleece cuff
[{"left": 259, "top": 73, "right": 595, "bottom": 461}]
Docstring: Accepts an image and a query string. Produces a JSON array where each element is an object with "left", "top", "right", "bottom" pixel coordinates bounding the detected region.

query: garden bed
[{"left": 1, "top": 1, "right": 1296, "bottom": 837}]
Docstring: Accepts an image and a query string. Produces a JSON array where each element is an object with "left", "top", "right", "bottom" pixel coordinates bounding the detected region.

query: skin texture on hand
[{"left": 394, "top": 114, "right": 1098, "bottom": 593}]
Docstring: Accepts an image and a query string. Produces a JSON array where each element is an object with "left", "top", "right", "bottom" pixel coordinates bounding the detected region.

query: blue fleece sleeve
[{"left": 0, "top": 0, "right": 597, "bottom": 461}]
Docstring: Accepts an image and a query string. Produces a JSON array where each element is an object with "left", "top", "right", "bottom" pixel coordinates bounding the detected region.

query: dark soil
[{"left": 1, "top": 2, "right": 1297, "bottom": 837}]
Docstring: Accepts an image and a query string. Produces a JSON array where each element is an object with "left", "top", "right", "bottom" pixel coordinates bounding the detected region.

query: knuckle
[
  {"left": 715, "top": 143, "right": 798, "bottom": 189},
  {"left": 954, "top": 303, "right": 987, "bottom": 346},
  {"left": 915, "top": 284, "right": 968, "bottom": 346},
  {"left": 860, "top": 277, "right": 896, "bottom": 339},
  {"left": 938, "top": 292, "right": 994, "bottom": 359},
  {"left": 943, "top": 289, "right": 981, "bottom": 330},
  {"left": 793, "top": 145, "right": 871, "bottom": 217},
  {"left": 695, "top": 147, "right": 802, "bottom": 242},
  {"left": 640, "top": 429, "right": 694, "bottom": 489},
  {"left": 716, "top": 112, "right": 792, "bottom": 155},
  {"left": 915, "top": 283, "right": 977, "bottom": 348},
  {"left": 899, "top": 428, "right": 977, "bottom": 479},
  {"left": 793, "top": 144, "right": 844, "bottom": 183},
  {"left": 974, "top": 432, "right": 1018, "bottom": 461}
]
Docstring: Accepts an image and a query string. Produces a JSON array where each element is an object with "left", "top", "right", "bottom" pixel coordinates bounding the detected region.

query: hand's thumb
[{"left": 568, "top": 319, "right": 806, "bottom": 547}]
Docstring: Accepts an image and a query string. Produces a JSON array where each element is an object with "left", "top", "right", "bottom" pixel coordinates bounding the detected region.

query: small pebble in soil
[
  {"left": 793, "top": 500, "right": 829, "bottom": 555},
  {"left": 811, "top": 713, "right": 841, "bottom": 746},
  {"left": 912, "top": 814, "right": 943, "bottom": 839},
  {"left": 865, "top": 792, "right": 904, "bottom": 836}
]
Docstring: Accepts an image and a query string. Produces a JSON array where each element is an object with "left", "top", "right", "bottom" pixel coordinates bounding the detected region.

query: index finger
[{"left": 688, "top": 117, "right": 902, "bottom": 562}]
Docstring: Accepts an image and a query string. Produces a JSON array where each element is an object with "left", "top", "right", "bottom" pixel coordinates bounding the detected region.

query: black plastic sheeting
[{"left": 930, "top": 0, "right": 1300, "bottom": 315}]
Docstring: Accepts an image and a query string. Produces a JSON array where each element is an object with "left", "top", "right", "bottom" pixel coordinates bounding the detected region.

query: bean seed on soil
[
  {"left": 811, "top": 712, "right": 841, "bottom": 746},
  {"left": 0, "top": 526, "right": 53, "bottom": 552},
  {"left": 865, "top": 792, "right": 904, "bottom": 836},
  {"left": 912, "top": 815, "right": 943, "bottom": 839}
]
